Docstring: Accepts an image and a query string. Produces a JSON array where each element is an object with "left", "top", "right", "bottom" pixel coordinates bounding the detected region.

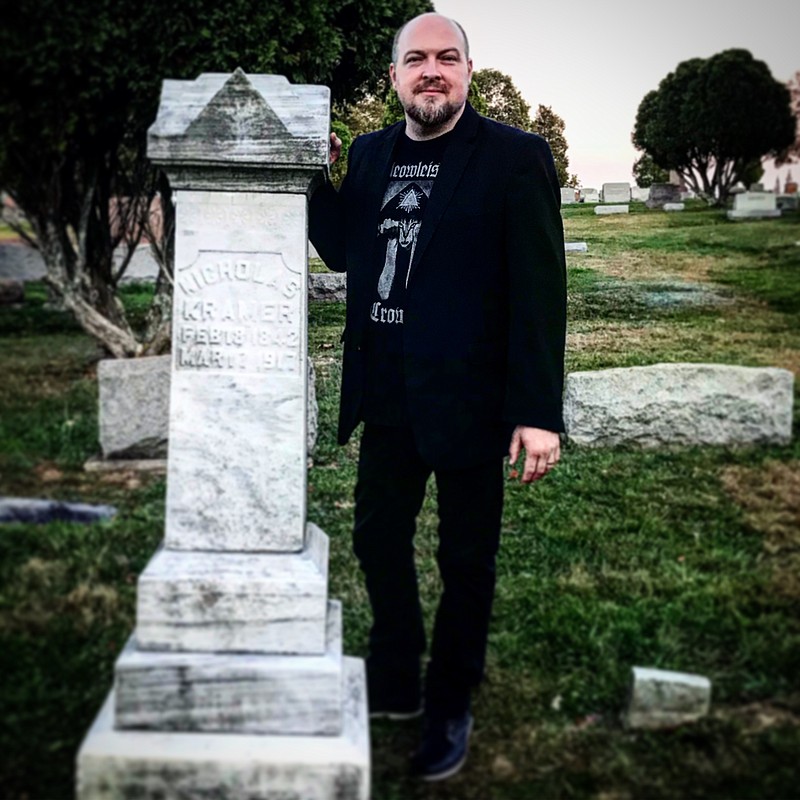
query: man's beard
[{"left": 401, "top": 83, "right": 463, "bottom": 131}]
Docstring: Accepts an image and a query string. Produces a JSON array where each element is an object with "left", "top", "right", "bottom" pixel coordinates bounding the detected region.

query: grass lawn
[{"left": 1, "top": 203, "right": 799, "bottom": 799}]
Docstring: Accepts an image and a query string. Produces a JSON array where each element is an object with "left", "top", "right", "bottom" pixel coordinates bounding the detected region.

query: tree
[
  {"left": 777, "top": 70, "right": 800, "bottom": 165},
  {"left": 532, "top": 105, "right": 571, "bottom": 186},
  {"left": 0, "top": 0, "right": 432, "bottom": 357},
  {"left": 632, "top": 49, "right": 795, "bottom": 206},
  {"left": 632, "top": 153, "right": 669, "bottom": 187},
  {"left": 471, "top": 68, "right": 532, "bottom": 130}
]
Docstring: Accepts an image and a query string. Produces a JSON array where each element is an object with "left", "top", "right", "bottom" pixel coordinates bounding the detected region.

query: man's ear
[
  {"left": 389, "top": 63, "right": 397, "bottom": 89},
  {"left": 466, "top": 58, "right": 473, "bottom": 81}
]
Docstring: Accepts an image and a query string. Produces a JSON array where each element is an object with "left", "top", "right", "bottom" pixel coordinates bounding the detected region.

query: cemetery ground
[{"left": 1, "top": 202, "right": 799, "bottom": 800}]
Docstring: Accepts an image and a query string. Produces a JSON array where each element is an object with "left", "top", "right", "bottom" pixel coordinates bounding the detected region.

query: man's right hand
[{"left": 329, "top": 132, "right": 342, "bottom": 165}]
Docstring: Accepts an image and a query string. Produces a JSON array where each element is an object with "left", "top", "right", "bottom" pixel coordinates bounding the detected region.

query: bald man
[{"left": 310, "top": 12, "right": 566, "bottom": 780}]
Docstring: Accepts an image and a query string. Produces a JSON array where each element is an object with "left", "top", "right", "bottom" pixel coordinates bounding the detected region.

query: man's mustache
[{"left": 414, "top": 80, "right": 446, "bottom": 94}]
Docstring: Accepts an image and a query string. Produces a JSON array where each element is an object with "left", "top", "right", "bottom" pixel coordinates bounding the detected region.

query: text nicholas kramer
[{"left": 176, "top": 257, "right": 301, "bottom": 374}]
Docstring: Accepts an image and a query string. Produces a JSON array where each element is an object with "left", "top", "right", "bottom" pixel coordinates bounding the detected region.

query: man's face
[{"left": 390, "top": 15, "right": 473, "bottom": 131}]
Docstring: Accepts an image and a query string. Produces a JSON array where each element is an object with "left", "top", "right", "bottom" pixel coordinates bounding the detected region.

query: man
[{"left": 309, "top": 12, "right": 566, "bottom": 781}]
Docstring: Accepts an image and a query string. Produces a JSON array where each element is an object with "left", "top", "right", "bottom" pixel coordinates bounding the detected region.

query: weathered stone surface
[
  {"left": 646, "top": 183, "right": 682, "bottom": 209},
  {"left": 624, "top": 667, "right": 711, "bottom": 730},
  {"left": 565, "top": 242, "right": 588, "bottom": 253},
  {"left": 581, "top": 188, "right": 600, "bottom": 203},
  {"left": 602, "top": 182, "right": 631, "bottom": 203},
  {"left": 137, "top": 523, "right": 329, "bottom": 654},
  {"left": 595, "top": 204, "right": 629, "bottom": 215},
  {"left": 98, "top": 356, "right": 171, "bottom": 459},
  {"left": 78, "top": 657, "right": 370, "bottom": 800},
  {"left": 728, "top": 192, "right": 781, "bottom": 220},
  {"left": 116, "top": 601, "right": 344, "bottom": 735},
  {"left": 630, "top": 186, "right": 650, "bottom": 203},
  {"left": 0, "top": 498, "right": 116, "bottom": 524},
  {"left": 309, "top": 272, "right": 346, "bottom": 302},
  {"left": 0, "top": 278, "right": 24, "bottom": 305},
  {"left": 560, "top": 187, "right": 577, "bottom": 204},
  {"left": 564, "top": 363, "right": 794, "bottom": 447}
]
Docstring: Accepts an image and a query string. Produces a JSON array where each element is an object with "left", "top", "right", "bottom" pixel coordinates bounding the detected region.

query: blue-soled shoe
[{"left": 410, "top": 711, "right": 474, "bottom": 781}]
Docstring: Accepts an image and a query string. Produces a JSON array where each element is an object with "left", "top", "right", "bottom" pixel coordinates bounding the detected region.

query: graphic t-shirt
[{"left": 362, "top": 130, "right": 452, "bottom": 425}]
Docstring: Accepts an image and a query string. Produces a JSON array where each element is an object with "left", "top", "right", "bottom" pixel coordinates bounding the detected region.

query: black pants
[{"left": 354, "top": 423, "right": 504, "bottom": 716}]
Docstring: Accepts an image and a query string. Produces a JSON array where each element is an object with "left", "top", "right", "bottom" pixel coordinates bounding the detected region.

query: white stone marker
[
  {"left": 76, "top": 70, "right": 369, "bottom": 800},
  {"left": 602, "top": 182, "right": 631, "bottom": 203},
  {"left": 624, "top": 667, "right": 711, "bottom": 730},
  {"left": 564, "top": 363, "right": 794, "bottom": 448},
  {"left": 663, "top": 202, "right": 685, "bottom": 211},
  {"left": 727, "top": 191, "right": 782, "bottom": 220},
  {"left": 595, "top": 204, "right": 629, "bottom": 215},
  {"left": 581, "top": 188, "right": 600, "bottom": 203},
  {"left": 560, "top": 187, "right": 577, "bottom": 204},
  {"left": 565, "top": 242, "right": 588, "bottom": 253},
  {"left": 630, "top": 186, "right": 650, "bottom": 203}
]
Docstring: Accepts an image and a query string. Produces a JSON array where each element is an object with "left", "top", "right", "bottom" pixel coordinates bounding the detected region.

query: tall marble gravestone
[{"left": 76, "top": 70, "right": 370, "bottom": 800}]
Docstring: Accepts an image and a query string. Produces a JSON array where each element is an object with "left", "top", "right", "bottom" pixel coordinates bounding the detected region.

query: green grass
[{"left": 1, "top": 209, "right": 799, "bottom": 799}]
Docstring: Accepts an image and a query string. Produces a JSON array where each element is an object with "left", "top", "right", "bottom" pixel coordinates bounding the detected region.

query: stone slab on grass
[
  {"left": 595, "top": 204, "right": 629, "bottom": 215},
  {"left": 564, "top": 363, "right": 794, "bottom": 447},
  {"left": 78, "top": 657, "right": 369, "bottom": 800},
  {"left": 624, "top": 667, "right": 711, "bottom": 730},
  {"left": 565, "top": 242, "right": 588, "bottom": 253}
]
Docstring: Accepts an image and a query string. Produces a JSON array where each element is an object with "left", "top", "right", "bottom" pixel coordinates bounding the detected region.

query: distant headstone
[
  {"left": 646, "top": 183, "right": 682, "bottom": 209},
  {"left": 564, "top": 363, "right": 794, "bottom": 447},
  {"left": 663, "top": 203, "right": 685, "bottom": 212},
  {"left": 595, "top": 204, "right": 629, "bottom": 215},
  {"left": 560, "top": 187, "right": 577, "bottom": 204},
  {"left": 602, "top": 182, "right": 631, "bottom": 203},
  {"left": 581, "top": 188, "right": 600, "bottom": 203},
  {"left": 0, "top": 278, "right": 24, "bottom": 305},
  {"left": 727, "top": 192, "right": 781, "bottom": 220},
  {"left": 776, "top": 194, "right": 799, "bottom": 211},
  {"left": 749, "top": 182, "right": 765, "bottom": 192},
  {"left": 565, "top": 242, "right": 588, "bottom": 253},
  {"left": 630, "top": 187, "right": 650, "bottom": 203},
  {"left": 624, "top": 668, "right": 711, "bottom": 730}
]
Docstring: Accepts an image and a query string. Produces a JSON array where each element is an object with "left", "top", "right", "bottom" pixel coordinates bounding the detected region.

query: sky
[{"left": 433, "top": 0, "right": 799, "bottom": 190}]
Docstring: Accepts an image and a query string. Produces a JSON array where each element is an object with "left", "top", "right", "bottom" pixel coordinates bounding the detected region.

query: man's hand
[
  {"left": 508, "top": 426, "right": 561, "bottom": 483},
  {"left": 329, "top": 131, "right": 342, "bottom": 165}
]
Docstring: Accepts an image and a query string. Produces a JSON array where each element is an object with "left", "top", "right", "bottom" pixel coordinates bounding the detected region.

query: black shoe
[{"left": 410, "top": 711, "right": 474, "bottom": 781}]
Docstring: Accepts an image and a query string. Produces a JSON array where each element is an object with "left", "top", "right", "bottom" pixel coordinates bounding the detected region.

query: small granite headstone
[
  {"left": 646, "top": 183, "right": 682, "bottom": 209},
  {"left": 560, "top": 187, "right": 577, "bottom": 204},
  {"left": 602, "top": 182, "right": 631, "bottom": 203},
  {"left": 624, "top": 667, "right": 711, "bottom": 730},
  {"left": 630, "top": 186, "right": 650, "bottom": 203},
  {"left": 727, "top": 192, "right": 781, "bottom": 220},
  {"left": 595, "top": 204, "right": 629, "bottom": 215},
  {"left": 581, "top": 188, "right": 600, "bottom": 203},
  {"left": 663, "top": 203, "right": 685, "bottom": 212}
]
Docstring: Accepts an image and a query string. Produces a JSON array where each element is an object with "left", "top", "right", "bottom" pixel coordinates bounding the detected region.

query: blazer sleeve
[
  {"left": 308, "top": 138, "right": 363, "bottom": 273},
  {"left": 502, "top": 135, "right": 567, "bottom": 433}
]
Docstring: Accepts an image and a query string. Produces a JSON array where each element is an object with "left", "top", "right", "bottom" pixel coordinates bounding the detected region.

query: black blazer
[{"left": 310, "top": 103, "right": 567, "bottom": 469}]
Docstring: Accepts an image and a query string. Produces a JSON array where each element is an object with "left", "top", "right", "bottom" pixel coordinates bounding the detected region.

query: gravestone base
[
  {"left": 595, "top": 204, "right": 629, "bottom": 215},
  {"left": 77, "top": 658, "right": 369, "bottom": 800},
  {"left": 727, "top": 208, "right": 781, "bottom": 220},
  {"left": 115, "top": 601, "right": 344, "bottom": 735}
]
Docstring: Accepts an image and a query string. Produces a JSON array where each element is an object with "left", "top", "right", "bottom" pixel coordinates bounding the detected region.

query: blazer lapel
[
  {"left": 406, "top": 104, "right": 480, "bottom": 286},
  {"left": 364, "top": 122, "right": 403, "bottom": 242}
]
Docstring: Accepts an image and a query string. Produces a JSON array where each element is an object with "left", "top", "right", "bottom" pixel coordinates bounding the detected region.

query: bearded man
[{"left": 310, "top": 12, "right": 566, "bottom": 781}]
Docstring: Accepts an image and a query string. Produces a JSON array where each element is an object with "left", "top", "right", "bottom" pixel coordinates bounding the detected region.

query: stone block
[
  {"left": 602, "top": 182, "right": 631, "bottom": 203},
  {"left": 630, "top": 187, "right": 650, "bottom": 203},
  {"left": 309, "top": 272, "right": 346, "bottom": 302},
  {"left": 728, "top": 191, "right": 781, "bottom": 220},
  {"left": 560, "top": 187, "right": 577, "bottom": 204},
  {"left": 136, "top": 523, "right": 329, "bottom": 654},
  {"left": 581, "top": 188, "right": 600, "bottom": 203},
  {"left": 624, "top": 667, "right": 711, "bottom": 730},
  {"left": 115, "top": 601, "right": 343, "bottom": 735},
  {"left": 564, "top": 363, "right": 794, "bottom": 448},
  {"left": 595, "top": 204, "right": 629, "bottom": 215},
  {"left": 77, "top": 657, "right": 370, "bottom": 800},
  {"left": 98, "top": 356, "right": 171, "bottom": 459},
  {"left": 565, "top": 242, "right": 588, "bottom": 253},
  {"left": 646, "top": 183, "right": 682, "bottom": 209},
  {"left": 663, "top": 203, "right": 685, "bottom": 211}
]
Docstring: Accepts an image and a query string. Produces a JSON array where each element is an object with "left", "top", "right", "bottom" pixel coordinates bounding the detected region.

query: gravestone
[
  {"left": 595, "top": 204, "right": 629, "bottom": 215},
  {"left": 76, "top": 70, "right": 369, "bottom": 800},
  {"left": 564, "top": 363, "right": 794, "bottom": 447},
  {"left": 663, "top": 203, "right": 685, "bottom": 212},
  {"left": 581, "top": 188, "right": 600, "bottom": 203},
  {"left": 624, "top": 668, "right": 711, "bottom": 730},
  {"left": 646, "top": 182, "right": 682, "bottom": 209},
  {"left": 560, "top": 187, "right": 577, "bottom": 204},
  {"left": 630, "top": 186, "right": 650, "bottom": 203},
  {"left": 565, "top": 242, "right": 588, "bottom": 253},
  {"left": 727, "top": 192, "right": 781, "bottom": 220},
  {"left": 602, "top": 182, "right": 631, "bottom": 203}
]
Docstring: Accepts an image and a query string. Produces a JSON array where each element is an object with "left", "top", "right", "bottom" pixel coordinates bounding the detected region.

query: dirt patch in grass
[
  {"left": 721, "top": 461, "right": 800, "bottom": 599},
  {"left": 714, "top": 700, "right": 800, "bottom": 734},
  {"left": 589, "top": 250, "right": 720, "bottom": 284}
]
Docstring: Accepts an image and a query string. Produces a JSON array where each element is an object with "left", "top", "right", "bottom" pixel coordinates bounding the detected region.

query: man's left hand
[{"left": 508, "top": 426, "right": 561, "bottom": 483}]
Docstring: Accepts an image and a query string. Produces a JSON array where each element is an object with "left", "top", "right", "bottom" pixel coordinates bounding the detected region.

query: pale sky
[{"left": 433, "top": 0, "right": 800, "bottom": 190}]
